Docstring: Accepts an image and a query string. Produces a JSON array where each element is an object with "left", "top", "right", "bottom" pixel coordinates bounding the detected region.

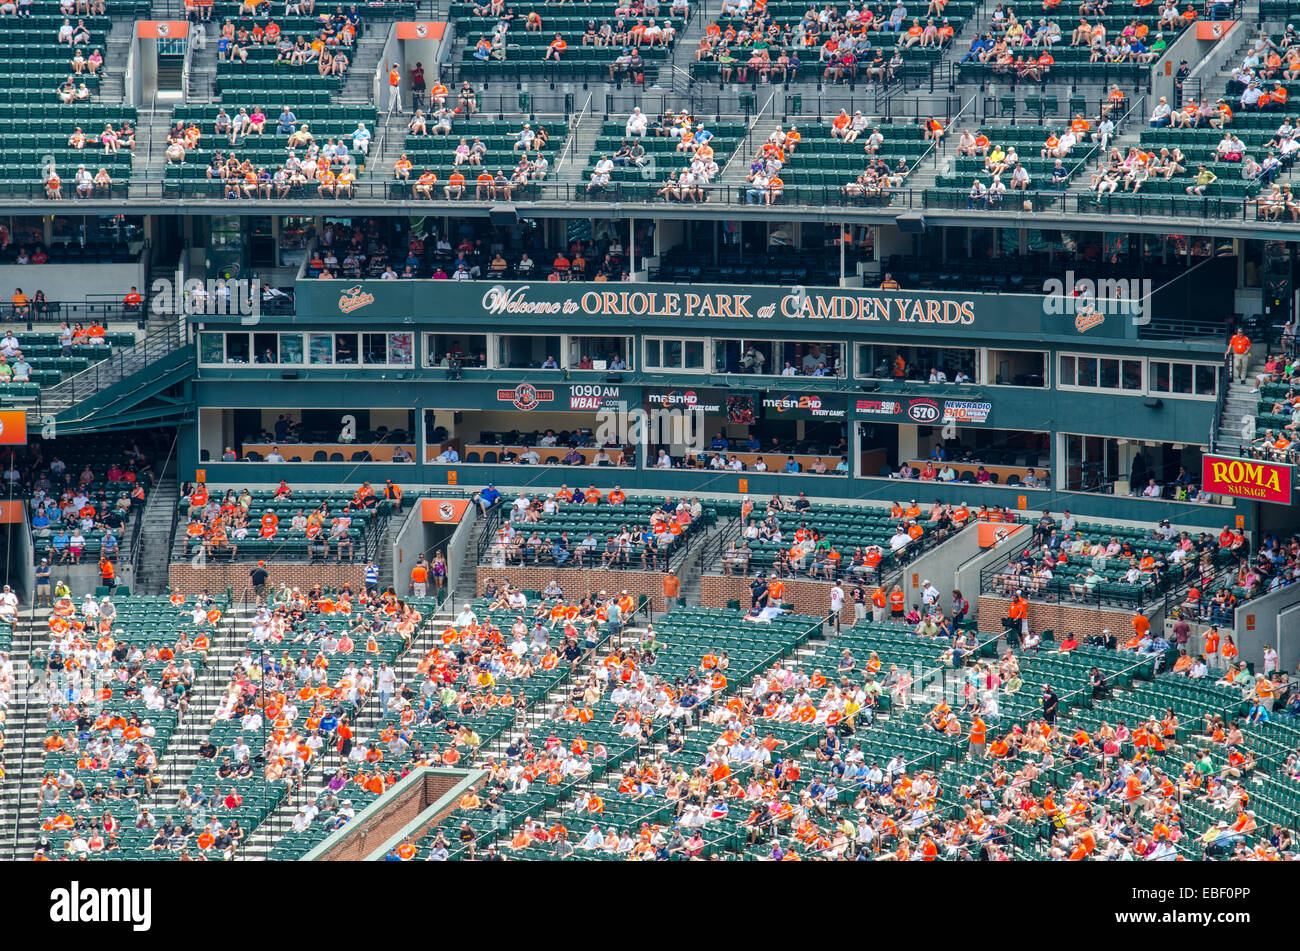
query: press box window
[
  {"left": 644, "top": 338, "right": 705, "bottom": 371},
  {"left": 362, "top": 333, "right": 414, "bottom": 365},
  {"left": 497, "top": 334, "right": 562, "bottom": 369},
  {"left": 568, "top": 335, "right": 632, "bottom": 371},
  {"left": 426, "top": 334, "right": 487, "bottom": 368},
  {"left": 1058, "top": 354, "right": 1142, "bottom": 391},
  {"left": 1149, "top": 361, "right": 1217, "bottom": 397}
]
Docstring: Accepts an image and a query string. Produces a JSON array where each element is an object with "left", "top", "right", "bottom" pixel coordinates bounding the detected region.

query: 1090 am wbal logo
[{"left": 1042, "top": 271, "right": 1151, "bottom": 329}]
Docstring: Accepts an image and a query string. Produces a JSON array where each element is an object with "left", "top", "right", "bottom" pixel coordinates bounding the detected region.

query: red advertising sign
[
  {"left": 396, "top": 21, "right": 447, "bottom": 39},
  {"left": 0, "top": 410, "right": 27, "bottom": 445},
  {"left": 1202, "top": 454, "right": 1293, "bottom": 505},
  {"left": 1195, "top": 20, "right": 1236, "bottom": 40},
  {"left": 421, "top": 499, "right": 471, "bottom": 523},
  {"left": 137, "top": 20, "right": 189, "bottom": 38}
]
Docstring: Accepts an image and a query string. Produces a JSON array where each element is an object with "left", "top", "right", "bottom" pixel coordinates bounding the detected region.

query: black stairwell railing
[
  {"left": 35, "top": 321, "right": 188, "bottom": 420},
  {"left": 127, "top": 432, "right": 178, "bottom": 584}
]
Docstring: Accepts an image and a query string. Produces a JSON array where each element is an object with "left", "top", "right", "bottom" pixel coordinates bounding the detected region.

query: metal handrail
[
  {"left": 36, "top": 321, "right": 186, "bottom": 420},
  {"left": 125, "top": 433, "right": 176, "bottom": 582},
  {"left": 553, "top": 91, "right": 593, "bottom": 178}
]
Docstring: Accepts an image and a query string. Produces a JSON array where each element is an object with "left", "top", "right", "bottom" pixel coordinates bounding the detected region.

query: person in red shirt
[{"left": 1227, "top": 329, "right": 1252, "bottom": 384}]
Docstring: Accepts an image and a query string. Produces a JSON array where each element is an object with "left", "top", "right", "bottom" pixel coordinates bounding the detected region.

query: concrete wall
[
  {"left": 389, "top": 502, "right": 477, "bottom": 599},
  {"left": 1232, "top": 582, "right": 1300, "bottom": 671},
  {"left": 475, "top": 564, "right": 666, "bottom": 611},
  {"left": 389, "top": 504, "right": 424, "bottom": 599},
  {"left": 978, "top": 594, "right": 1145, "bottom": 640},
  {"left": 903, "top": 525, "right": 983, "bottom": 609},
  {"left": 701, "top": 574, "right": 845, "bottom": 626},
  {"left": 443, "top": 507, "right": 477, "bottom": 602},
  {"left": 41, "top": 561, "right": 134, "bottom": 601},
  {"left": 306, "top": 768, "right": 482, "bottom": 861},
  {"left": 168, "top": 562, "right": 363, "bottom": 597},
  {"left": 0, "top": 263, "right": 143, "bottom": 306}
]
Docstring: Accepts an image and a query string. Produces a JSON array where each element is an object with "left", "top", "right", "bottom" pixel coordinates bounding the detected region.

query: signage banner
[
  {"left": 137, "top": 20, "right": 188, "bottom": 38},
  {"left": 855, "top": 398, "right": 904, "bottom": 416},
  {"left": 568, "top": 383, "right": 622, "bottom": 411},
  {"left": 643, "top": 388, "right": 725, "bottom": 414},
  {"left": 421, "top": 498, "right": 471, "bottom": 523},
  {"left": 978, "top": 522, "right": 1024, "bottom": 548},
  {"left": 291, "top": 280, "right": 1116, "bottom": 337},
  {"left": 396, "top": 21, "right": 447, "bottom": 39},
  {"left": 496, "top": 383, "right": 555, "bottom": 411},
  {"left": 942, "top": 400, "right": 992, "bottom": 424},
  {"left": 1201, "top": 454, "right": 1293, "bottom": 504},
  {"left": 852, "top": 397, "right": 992, "bottom": 425},
  {"left": 761, "top": 392, "right": 846, "bottom": 420},
  {"left": 0, "top": 410, "right": 27, "bottom": 445},
  {"left": 904, "top": 398, "right": 943, "bottom": 425},
  {"left": 1196, "top": 20, "right": 1236, "bottom": 40}
]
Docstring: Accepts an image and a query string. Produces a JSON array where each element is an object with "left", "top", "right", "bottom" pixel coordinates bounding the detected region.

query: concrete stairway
[
  {"left": 554, "top": 112, "right": 606, "bottom": 183},
  {"left": 146, "top": 604, "right": 255, "bottom": 820},
  {"left": 0, "top": 613, "right": 49, "bottom": 859},
  {"left": 338, "top": 32, "right": 386, "bottom": 104},
  {"left": 133, "top": 472, "right": 178, "bottom": 595},
  {"left": 237, "top": 600, "right": 457, "bottom": 858},
  {"left": 129, "top": 107, "right": 176, "bottom": 199},
  {"left": 101, "top": 21, "right": 135, "bottom": 103},
  {"left": 188, "top": 24, "right": 220, "bottom": 103},
  {"left": 1216, "top": 354, "right": 1266, "bottom": 455}
]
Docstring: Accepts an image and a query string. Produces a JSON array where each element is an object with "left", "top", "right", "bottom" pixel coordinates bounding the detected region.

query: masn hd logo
[{"left": 50, "top": 882, "right": 152, "bottom": 932}]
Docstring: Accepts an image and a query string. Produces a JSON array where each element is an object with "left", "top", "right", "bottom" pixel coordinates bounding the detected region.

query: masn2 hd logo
[{"left": 49, "top": 882, "right": 152, "bottom": 932}]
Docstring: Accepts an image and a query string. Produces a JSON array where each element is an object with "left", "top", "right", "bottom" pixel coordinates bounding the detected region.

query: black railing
[
  {"left": 474, "top": 502, "right": 504, "bottom": 565},
  {"left": 36, "top": 321, "right": 187, "bottom": 420},
  {"left": 0, "top": 299, "right": 149, "bottom": 328},
  {"left": 19, "top": 177, "right": 1284, "bottom": 227}
]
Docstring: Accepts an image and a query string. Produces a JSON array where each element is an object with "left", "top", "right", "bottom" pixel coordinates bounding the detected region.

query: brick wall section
[
  {"left": 475, "top": 566, "right": 669, "bottom": 612},
  {"left": 168, "top": 563, "right": 366, "bottom": 597},
  {"left": 320, "top": 771, "right": 476, "bottom": 861},
  {"left": 978, "top": 595, "right": 1139, "bottom": 640},
  {"left": 701, "top": 575, "right": 849, "bottom": 626}
]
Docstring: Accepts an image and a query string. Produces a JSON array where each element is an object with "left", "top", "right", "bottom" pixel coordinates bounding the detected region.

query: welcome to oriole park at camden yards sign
[{"left": 1201, "top": 454, "right": 1294, "bottom": 505}]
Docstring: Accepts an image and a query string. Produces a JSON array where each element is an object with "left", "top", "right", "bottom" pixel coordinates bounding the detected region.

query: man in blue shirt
[
  {"left": 51, "top": 530, "right": 70, "bottom": 562},
  {"left": 784, "top": 456, "right": 802, "bottom": 473},
  {"left": 477, "top": 482, "right": 500, "bottom": 515}
]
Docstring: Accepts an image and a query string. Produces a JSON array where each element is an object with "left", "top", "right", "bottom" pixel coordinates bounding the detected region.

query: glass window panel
[
  {"left": 200, "top": 333, "right": 224, "bottom": 364},
  {"left": 225, "top": 334, "right": 250, "bottom": 364},
  {"left": 309, "top": 333, "right": 334, "bottom": 364},
  {"left": 333, "top": 334, "right": 358, "bottom": 364},
  {"left": 1059, "top": 355, "right": 1076, "bottom": 387},
  {"left": 1077, "top": 357, "right": 1097, "bottom": 388},
  {"left": 1099, "top": 358, "right": 1120, "bottom": 389},
  {"left": 280, "top": 334, "right": 304, "bottom": 364},
  {"left": 684, "top": 340, "right": 704, "bottom": 369},
  {"left": 1172, "top": 363, "right": 1193, "bottom": 394},
  {"left": 388, "top": 333, "right": 413, "bottom": 365},
  {"left": 1122, "top": 359, "right": 1142, "bottom": 390},
  {"left": 1152, "top": 361, "right": 1170, "bottom": 392},
  {"left": 1195, "top": 364, "right": 1216, "bottom": 396}
]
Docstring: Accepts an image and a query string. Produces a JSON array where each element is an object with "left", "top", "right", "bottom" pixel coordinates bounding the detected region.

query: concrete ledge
[{"left": 302, "top": 767, "right": 484, "bottom": 861}]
